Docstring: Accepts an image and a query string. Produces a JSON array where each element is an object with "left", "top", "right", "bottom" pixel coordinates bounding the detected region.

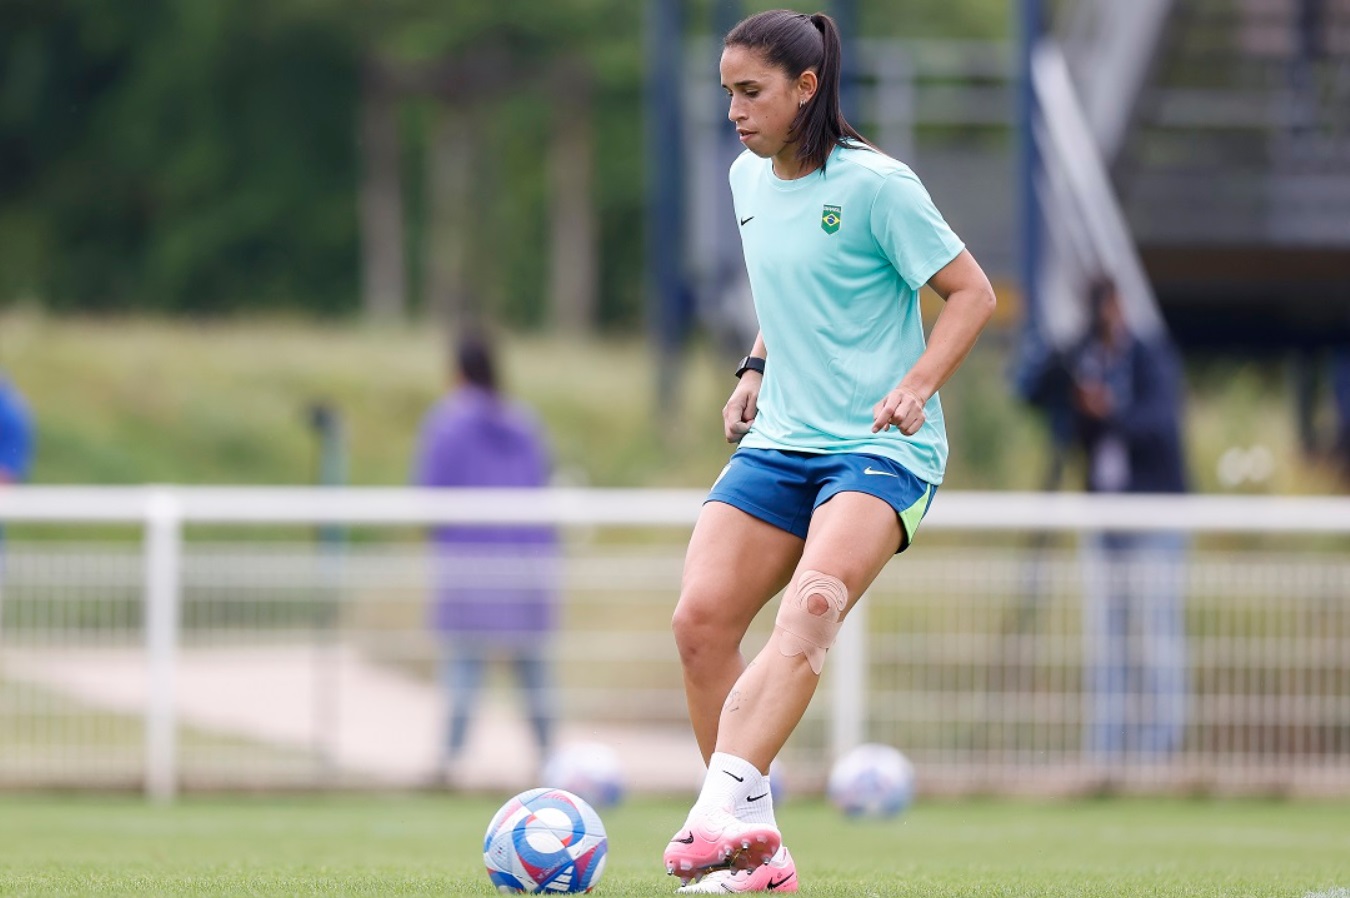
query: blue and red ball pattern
[{"left": 483, "top": 787, "right": 608, "bottom": 893}]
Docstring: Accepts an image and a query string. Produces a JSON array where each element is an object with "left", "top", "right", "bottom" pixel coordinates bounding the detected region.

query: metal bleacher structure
[
  {"left": 1109, "top": 0, "right": 1350, "bottom": 349},
  {"left": 1, "top": 2, "right": 1348, "bottom": 803},
  {"left": 1043, "top": 0, "right": 1350, "bottom": 351},
  {"left": 689, "top": 0, "right": 1350, "bottom": 356}
]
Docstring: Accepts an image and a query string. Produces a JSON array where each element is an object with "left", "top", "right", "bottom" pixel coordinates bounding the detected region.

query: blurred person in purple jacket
[{"left": 414, "top": 329, "right": 559, "bottom": 784}]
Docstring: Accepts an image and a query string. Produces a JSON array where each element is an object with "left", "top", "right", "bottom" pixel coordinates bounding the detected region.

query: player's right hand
[{"left": 723, "top": 375, "right": 761, "bottom": 443}]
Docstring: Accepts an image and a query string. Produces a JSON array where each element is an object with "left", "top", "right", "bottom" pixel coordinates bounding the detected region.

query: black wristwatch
[{"left": 734, "top": 356, "right": 766, "bottom": 379}]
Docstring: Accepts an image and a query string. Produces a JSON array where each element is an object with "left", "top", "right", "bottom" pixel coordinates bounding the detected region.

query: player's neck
[{"left": 771, "top": 147, "right": 818, "bottom": 181}]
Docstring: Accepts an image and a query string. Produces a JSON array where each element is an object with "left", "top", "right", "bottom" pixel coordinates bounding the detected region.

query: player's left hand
[{"left": 872, "top": 386, "right": 927, "bottom": 435}]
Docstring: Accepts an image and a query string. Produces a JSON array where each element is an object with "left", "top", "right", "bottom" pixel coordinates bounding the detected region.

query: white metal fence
[{"left": 1, "top": 487, "right": 1348, "bottom": 801}]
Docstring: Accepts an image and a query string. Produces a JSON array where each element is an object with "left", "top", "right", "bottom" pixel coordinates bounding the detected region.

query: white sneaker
[{"left": 675, "top": 847, "right": 798, "bottom": 893}]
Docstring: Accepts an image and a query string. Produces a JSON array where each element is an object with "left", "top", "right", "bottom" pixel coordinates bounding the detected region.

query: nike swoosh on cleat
[
  {"left": 672, "top": 834, "right": 696, "bottom": 844},
  {"left": 739, "top": 216, "right": 755, "bottom": 226},
  {"left": 767, "top": 873, "right": 795, "bottom": 889},
  {"left": 746, "top": 792, "right": 769, "bottom": 802},
  {"left": 723, "top": 771, "right": 745, "bottom": 782},
  {"left": 863, "top": 466, "right": 898, "bottom": 477}
]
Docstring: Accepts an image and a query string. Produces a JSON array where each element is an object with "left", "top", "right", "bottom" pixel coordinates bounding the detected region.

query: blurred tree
[
  {"left": 272, "top": 0, "right": 626, "bottom": 327},
  {"left": 0, "top": 0, "right": 632, "bottom": 326},
  {"left": 358, "top": 58, "right": 407, "bottom": 322},
  {"left": 546, "top": 56, "right": 598, "bottom": 335},
  {"left": 0, "top": 0, "right": 1002, "bottom": 326},
  {"left": 0, "top": 0, "right": 360, "bottom": 314}
]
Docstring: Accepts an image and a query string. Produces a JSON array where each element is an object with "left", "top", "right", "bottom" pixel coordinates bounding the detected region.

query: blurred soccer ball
[
  {"left": 541, "top": 742, "right": 625, "bottom": 809},
  {"left": 769, "top": 758, "right": 787, "bottom": 806},
  {"left": 826, "top": 743, "right": 915, "bottom": 819},
  {"left": 483, "top": 787, "right": 608, "bottom": 893}
]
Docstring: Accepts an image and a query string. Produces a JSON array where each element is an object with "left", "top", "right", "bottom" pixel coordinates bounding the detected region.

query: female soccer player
[{"left": 663, "top": 9, "right": 996, "bottom": 893}]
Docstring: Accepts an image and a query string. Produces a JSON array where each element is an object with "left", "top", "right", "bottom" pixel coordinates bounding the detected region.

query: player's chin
[{"left": 743, "top": 137, "right": 778, "bottom": 158}]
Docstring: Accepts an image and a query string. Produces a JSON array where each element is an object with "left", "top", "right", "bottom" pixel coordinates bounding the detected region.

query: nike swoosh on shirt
[
  {"left": 739, "top": 216, "right": 755, "bottom": 226},
  {"left": 863, "top": 467, "right": 898, "bottom": 477}
]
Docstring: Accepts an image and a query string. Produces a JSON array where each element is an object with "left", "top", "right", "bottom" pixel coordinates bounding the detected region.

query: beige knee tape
[{"left": 775, "top": 570, "right": 849, "bottom": 675}]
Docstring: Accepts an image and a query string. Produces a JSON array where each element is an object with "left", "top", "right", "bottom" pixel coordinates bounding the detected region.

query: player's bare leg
[
  {"left": 672, "top": 501, "right": 802, "bottom": 762},
  {"left": 666, "top": 493, "right": 902, "bottom": 883},
  {"left": 715, "top": 491, "right": 903, "bottom": 773},
  {"left": 666, "top": 501, "right": 801, "bottom": 883}
]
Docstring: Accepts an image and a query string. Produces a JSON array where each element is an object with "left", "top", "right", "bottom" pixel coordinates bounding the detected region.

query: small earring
[{"left": 799, "top": 99, "right": 805, "bottom": 108}]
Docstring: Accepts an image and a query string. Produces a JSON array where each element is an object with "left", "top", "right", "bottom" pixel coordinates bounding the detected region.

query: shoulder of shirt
[
  {"left": 832, "top": 143, "right": 917, "bottom": 184},
  {"left": 729, "top": 149, "right": 761, "bottom": 179}
]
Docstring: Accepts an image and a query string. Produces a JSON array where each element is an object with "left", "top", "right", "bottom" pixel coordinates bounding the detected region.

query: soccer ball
[
  {"left": 483, "top": 787, "right": 608, "bottom": 893},
  {"left": 826, "top": 743, "right": 916, "bottom": 818},
  {"left": 541, "top": 742, "right": 625, "bottom": 809}
]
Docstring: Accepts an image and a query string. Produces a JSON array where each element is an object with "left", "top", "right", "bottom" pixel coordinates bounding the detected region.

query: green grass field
[{"left": 1, "top": 795, "right": 1346, "bottom": 897}]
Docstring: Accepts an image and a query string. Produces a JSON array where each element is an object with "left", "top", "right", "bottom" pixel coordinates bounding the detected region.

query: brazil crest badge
[{"left": 821, "top": 204, "right": 842, "bottom": 234}]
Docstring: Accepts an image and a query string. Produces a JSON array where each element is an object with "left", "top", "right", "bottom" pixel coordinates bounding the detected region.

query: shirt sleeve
[{"left": 869, "top": 169, "right": 966, "bottom": 292}]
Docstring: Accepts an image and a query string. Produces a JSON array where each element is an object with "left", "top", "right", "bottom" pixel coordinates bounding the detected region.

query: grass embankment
[
  {"left": 0, "top": 312, "right": 730, "bottom": 489},
  {"left": 0, "top": 310, "right": 1341, "bottom": 494}
]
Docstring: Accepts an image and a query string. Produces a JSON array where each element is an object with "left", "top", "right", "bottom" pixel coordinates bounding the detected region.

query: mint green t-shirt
[{"left": 730, "top": 143, "right": 965, "bottom": 485}]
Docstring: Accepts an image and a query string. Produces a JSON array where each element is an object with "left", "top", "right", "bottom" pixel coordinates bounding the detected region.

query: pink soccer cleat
[
  {"left": 675, "top": 847, "right": 799, "bottom": 893},
  {"left": 663, "top": 806, "right": 782, "bottom": 884}
]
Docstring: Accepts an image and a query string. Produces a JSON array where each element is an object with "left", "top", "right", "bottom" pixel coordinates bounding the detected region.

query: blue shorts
[{"left": 706, "top": 448, "right": 937, "bottom": 553}]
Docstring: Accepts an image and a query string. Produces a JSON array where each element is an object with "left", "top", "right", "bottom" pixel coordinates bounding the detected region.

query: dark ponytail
[
  {"left": 725, "top": 9, "right": 871, "bottom": 174},
  {"left": 455, "top": 328, "right": 498, "bottom": 393}
]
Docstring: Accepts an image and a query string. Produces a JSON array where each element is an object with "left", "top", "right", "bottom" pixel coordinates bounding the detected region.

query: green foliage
[
  {"left": 864, "top": 0, "right": 1011, "bottom": 39},
  {"left": 0, "top": 0, "right": 643, "bottom": 321},
  {"left": 0, "top": 0, "right": 360, "bottom": 314},
  {"left": 1, "top": 0, "right": 1008, "bottom": 326}
]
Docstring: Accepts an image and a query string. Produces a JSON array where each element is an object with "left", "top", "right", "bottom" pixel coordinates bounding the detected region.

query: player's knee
[
  {"left": 671, "top": 592, "right": 735, "bottom": 664},
  {"left": 775, "top": 570, "right": 849, "bottom": 675}
]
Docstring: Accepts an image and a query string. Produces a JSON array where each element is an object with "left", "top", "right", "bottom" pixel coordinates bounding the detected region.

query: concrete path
[{"left": 3, "top": 645, "right": 704, "bottom": 794}]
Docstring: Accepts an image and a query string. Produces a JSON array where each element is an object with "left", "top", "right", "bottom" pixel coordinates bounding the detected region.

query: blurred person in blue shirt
[
  {"left": 1332, "top": 348, "right": 1350, "bottom": 482},
  {"left": 413, "top": 329, "right": 559, "bottom": 784},
  {"left": 0, "top": 374, "right": 34, "bottom": 608},
  {"left": 1072, "top": 276, "right": 1190, "bottom": 762},
  {"left": 0, "top": 375, "right": 32, "bottom": 487}
]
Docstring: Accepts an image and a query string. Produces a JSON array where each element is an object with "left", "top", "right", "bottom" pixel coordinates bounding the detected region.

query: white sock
[
  {"left": 734, "top": 767, "right": 776, "bottom": 826},
  {"left": 691, "top": 752, "right": 762, "bottom": 815}
]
